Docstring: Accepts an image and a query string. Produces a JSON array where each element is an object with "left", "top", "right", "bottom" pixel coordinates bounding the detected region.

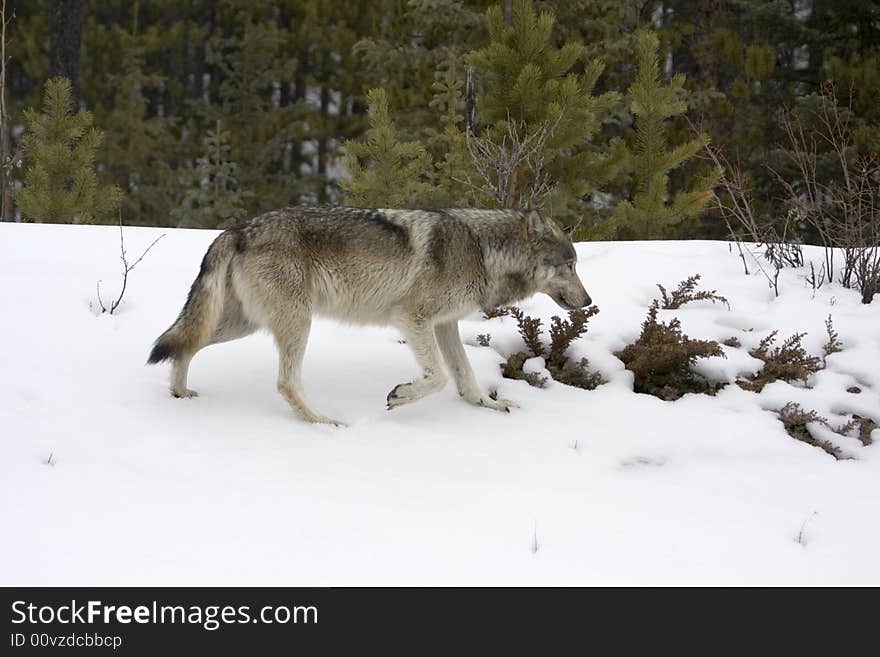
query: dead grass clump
[
  {"left": 657, "top": 274, "right": 729, "bottom": 310},
  {"left": 482, "top": 307, "right": 509, "bottom": 319},
  {"left": 506, "top": 306, "right": 546, "bottom": 357},
  {"left": 823, "top": 314, "right": 842, "bottom": 359},
  {"left": 737, "top": 331, "right": 823, "bottom": 392},
  {"left": 495, "top": 305, "right": 604, "bottom": 390},
  {"left": 776, "top": 402, "right": 845, "bottom": 459},
  {"left": 839, "top": 415, "right": 877, "bottom": 447},
  {"left": 548, "top": 357, "right": 604, "bottom": 390},
  {"left": 616, "top": 301, "right": 725, "bottom": 400},
  {"left": 500, "top": 352, "right": 548, "bottom": 388},
  {"left": 547, "top": 307, "right": 600, "bottom": 368}
]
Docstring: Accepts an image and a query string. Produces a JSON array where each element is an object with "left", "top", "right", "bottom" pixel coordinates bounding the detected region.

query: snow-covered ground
[{"left": 1, "top": 222, "right": 878, "bottom": 586}]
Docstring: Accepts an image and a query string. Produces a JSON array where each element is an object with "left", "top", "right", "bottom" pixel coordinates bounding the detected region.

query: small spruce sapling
[
  {"left": 342, "top": 88, "right": 435, "bottom": 208},
  {"left": 172, "top": 120, "right": 250, "bottom": 229},
  {"left": 608, "top": 30, "right": 716, "bottom": 239},
  {"left": 15, "top": 77, "right": 122, "bottom": 223}
]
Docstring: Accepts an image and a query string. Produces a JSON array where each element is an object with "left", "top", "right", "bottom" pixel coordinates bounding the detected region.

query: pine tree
[
  {"left": 610, "top": 30, "right": 715, "bottom": 239},
  {"left": 172, "top": 119, "right": 249, "bottom": 229},
  {"left": 197, "top": 2, "right": 298, "bottom": 213},
  {"left": 821, "top": 0, "right": 880, "bottom": 150},
  {"left": 100, "top": 26, "right": 180, "bottom": 226},
  {"left": 550, "top": 0, "right": 645, "bottom": 95},
  {"left": 281, "top": 0, "right": 387, "bottom": 204},
  {"left": 694, "top": 0, "right": 820, "bottom": 235},
  {"left": 342, "top": 87, "right": 435, "bottom": 208},
  {"left": 426, "top": 53, "right": 479, "bottom": 206},
  {"left": 15, "top": 76, "right": 121, "bottom": 223},
  {"left": 353, "top": 0, "right": 487, "bottom": 140},
  {"left": 466, "top": 0, "right": 619, "bottom": 219},
  {"left": 344, "top": 1, "right": 620, "bottom": 217}
]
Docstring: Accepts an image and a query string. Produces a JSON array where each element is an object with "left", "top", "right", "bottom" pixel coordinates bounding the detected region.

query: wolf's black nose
[{"left": 583, "top": 295, "right": 592, "bottom": 307}]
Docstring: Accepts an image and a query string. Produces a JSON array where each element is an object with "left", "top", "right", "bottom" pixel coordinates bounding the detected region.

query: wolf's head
[{"left": 527, "top": 210, "right": 592, "bottom": 310}]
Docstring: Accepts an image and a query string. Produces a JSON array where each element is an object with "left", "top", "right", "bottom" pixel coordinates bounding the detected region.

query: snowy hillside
[{"left": 1, "top": 222, "right": 878, "bottom": 586}]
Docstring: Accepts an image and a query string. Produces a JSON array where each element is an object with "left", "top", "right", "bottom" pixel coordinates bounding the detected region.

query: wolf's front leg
[
  {"left": 434, "top": 320, "right": 518, "bottom": 413},
  {"left": 387, "top": 319, "right": 449, "bottom": 409}
]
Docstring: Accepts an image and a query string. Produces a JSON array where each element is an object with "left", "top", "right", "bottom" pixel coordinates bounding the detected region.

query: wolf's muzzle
[{"left": 557, "top": 293, "right": 591, "bottom": 310}]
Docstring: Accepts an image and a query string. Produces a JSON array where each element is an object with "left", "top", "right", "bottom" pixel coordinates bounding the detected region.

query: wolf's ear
[{"left": 526, "top": 210, "right": 546, "bottom": 235}]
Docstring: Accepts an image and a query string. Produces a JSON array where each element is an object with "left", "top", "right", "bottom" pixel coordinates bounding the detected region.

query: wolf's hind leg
[
  {"left": 168, "top": 302, "right": 254, "bottom": 399},
  {"left": 273, "top": 314, "right": 345, "bottom": 426},
  {"left": 170, "top": 353, "right": 199, "bottom": 398},
  {"left": 435, "top": 320, "right": 518, "bottom": 413},
  {"left": 387, "top": 319, "right": 449, "bottom": 409}
]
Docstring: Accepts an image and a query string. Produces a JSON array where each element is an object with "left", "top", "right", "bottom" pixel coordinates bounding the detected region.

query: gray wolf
[{"left": 147, "top": 206, "right": 591, "bottom": 425}]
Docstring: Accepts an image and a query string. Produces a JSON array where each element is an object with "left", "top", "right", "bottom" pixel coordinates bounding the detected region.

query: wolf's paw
[
  {"left": 306, "top": 414, "right": 347, "bottom": 427},
  {"left": 171, "top": 388, "right": 199, "bottom": 399},
  {"left": 386, "top": 382, "right": 416, "bottom": 409},
  {"left": 464, "top": 392, "right": 518, "bottom": 413}
]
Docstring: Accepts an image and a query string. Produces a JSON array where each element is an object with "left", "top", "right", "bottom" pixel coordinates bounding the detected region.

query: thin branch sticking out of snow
[
  {"left": 795, "top": 511, "right": 818, "bottom": 547},
  {"left": 97, "top": 210, "right": 165, "bottom": 315}
]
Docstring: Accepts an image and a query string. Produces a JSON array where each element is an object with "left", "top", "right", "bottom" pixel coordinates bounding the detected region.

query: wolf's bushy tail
[{"left": 147, "top": 231, "right": 238, "bottom": 365}]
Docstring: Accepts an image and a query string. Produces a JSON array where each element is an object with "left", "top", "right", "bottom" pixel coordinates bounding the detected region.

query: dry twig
[{"left": 97, "top": 210, "right": 165, "bottom": 314}]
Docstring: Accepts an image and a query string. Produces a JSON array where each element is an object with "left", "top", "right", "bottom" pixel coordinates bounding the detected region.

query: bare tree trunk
[
  {"left": 502, "top": 0, "right": 513, "bottom": 26},
  {"left": 317, "top": 83, "right": 329, "bottom": 203},
  {"left": 49, "top": 0, "right": 84, "bottom": 106},
  {"left": 465, "top": 65, "right": 476, "bottom": 136},
  {"left": 291, "top": 48, "right": 307, "bottom": 184},
  {"left": 0, "top": 0, "right": 10, "bottom": 221}
]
